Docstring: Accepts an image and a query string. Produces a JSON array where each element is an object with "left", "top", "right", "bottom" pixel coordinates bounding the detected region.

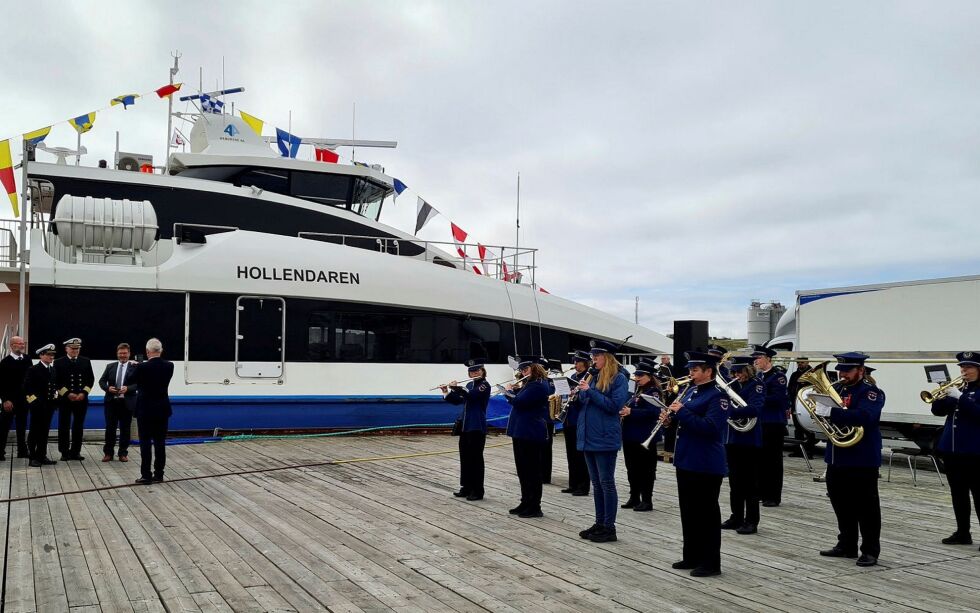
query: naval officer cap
[
  {"left": 633, "top": 360, "right": 657, "bottom": 377},
  {"left": 750, "top": 345, "right": 777, "bottom": 358},
  {"left": 465, "top": 358, "right": 487, "bottom": 371},
  {"left": 833, "top": 352, "right": 871, "bottom": 371},
  {"left": 956, "top": 351, "right": 980, "bottom": 368},
  {"left": 730, "top": 356, "right": 754, "bottom": 371},
  {"left": 589, "top": 339, "right": 617, "bottom": 355},
  {"left": 63, "top": 337, "right": 82, "bottom": 348},
  {"left": 572, "top": 350, "right": 592, "bottom": 364},
  {"left": 35, "top": 343, "right": 57, "bottom": 356},
  {"left": 684, "top": 351, "right": 721, "bottom": 368}
]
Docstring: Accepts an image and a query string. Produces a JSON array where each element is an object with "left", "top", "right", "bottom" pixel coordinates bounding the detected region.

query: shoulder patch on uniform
[
  {"left": 478, "top": 383, "right": 489, "bottom": 392},
  {"left": 719, "top": 398, "right": 729, "bottom": 411},
  {"left": 867, "top": 391, "right": 878, "bottom": 402},
  {"left": 755, "top": 384, "right": 764, "bottom": 394},
  {"left": 777, "top": 376, "right": 787, "bottom": 385}
]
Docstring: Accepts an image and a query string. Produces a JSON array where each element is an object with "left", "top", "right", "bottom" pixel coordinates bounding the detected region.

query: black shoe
[
  {"left": 28, "top": 460, "right": 42, "bottom": 467},
  {"left": 518, "top": 508, "right": 543, "bottom": 518},
  {"left": 736, "top": 523, "right": 758, "bottom": 535},
  {"left": 690, "top": 566, "right": 721, "bottom": 577},
  {"left": 571, "top": 490, "right": 590, "bottom": 496},
  {"left": 560, "top": 487, "right": 575, "bottom": 493},
  {"left": 588, "top": 526, "right": 617, "bottom": 543},
  {"left": 762, "top": 500, "right": 780, "bottom": 507},
  {"left": 74, "top": 455, "right": 85, "bottom": 461},
  {"left": 542, "top": 479, "right": 552, "bottom": 485},
  {"left": 671, "top": 560, "right": 697, "bottom": 570},
  {"left": 941, "top": 532, "right": 973, "bottom": 545},
  {"left": 452, "top": 489, "right": 471, "bottom": 498},
  {"left": 40, "top": 458, "right": 57, "bottom": 465},
  {"left": 60, "top": 454, "right": 70, "bottom": 461},
  {"left": 721, "top": 517, "right": 741, "bottom": 530},
  {"left": 0, "top": 454, "right": 5, "bottom": 461},
  {"left": 856, "top": 554, "right": 878, "bottom": 567},
  {"left": 621, "top": 495, "right": 639, "bottom": 509},
  {"left": 135, "top": 477, "right": 153, "bottom": 485},
  {"left": 466, "top": 493, "right": 484, "bottom": 501},
  {"left": 820, "top": 546, "right": 858, "bottom": 558},
  {"left": 579, "top": 524, "right": 601, "bottom": 539},
  {"left": 509, "top": 505, "right": 526, "bottom": 515},
  {"left": 152, "top": 476, "right": 164, "bottom": 483},
  {"left": 633, "top": 501, "right": 653, "bottom": 512}
]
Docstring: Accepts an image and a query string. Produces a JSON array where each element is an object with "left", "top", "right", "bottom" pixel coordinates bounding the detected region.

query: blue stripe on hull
[{"left": 53, "top": 395, "right": 514, "bottom": 431}]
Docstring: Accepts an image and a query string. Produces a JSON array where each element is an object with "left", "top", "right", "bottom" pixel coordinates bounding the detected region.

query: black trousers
[
  {"left": 541, "top": 422, "right": 554, "bottom": 484},
  {"left": 562, "top": 426, "right": 590, "bottom": 493},
  {"left": 676, "top": 468, "right": 723, "bottom": 570},
  {"left": 760, "top": 424, "right": 786, "bottom": 503},
  {"left": 622, "top": 440, "right": 658, "bottom": 501},
  {"left": 726, "top": 445, "right": 760, "bottom": 524},
  {"left": 457, "top": 430, "right": 486, "bottom": 495},
  {"left": 513, "top": 438, "right": 544, "bottom": 511},
  {"left": 27, "top": 404, "right": 54, "bottom": 461},
  {"left": 103, "top": 399, "right": 133, "bottom": 457},
  {"left": 943, "top": 453, "right": 980, "bottom": 535},
  {"left": 137, "top": 415, "right": 169, "bottom": 479},
  {"left": 0, "top": 404, "right": 29, "bottom": 455},
  {"left": 58, "top": 399, "right": 88, "bottom": 456},
  {"left": 826, "top": 465, "right": 880, "bottom": 557}
]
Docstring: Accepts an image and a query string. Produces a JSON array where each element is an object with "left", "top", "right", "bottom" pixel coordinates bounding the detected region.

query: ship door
[{"left": 235, "top": 296, "right": 285, "bottom": 379}]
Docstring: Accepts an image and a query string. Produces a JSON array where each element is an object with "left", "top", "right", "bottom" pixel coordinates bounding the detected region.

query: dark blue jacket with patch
[
  {"left": 505, "top": 379, "right": 550, "bottom": 441},
  {"left": 726, "top": 377, "right": 763, "bottom": 447},
  {"left": 622, "top": 387, "right": 662, "bottom": 444},
  {"left": 824, "top": 379, "right": 884, "bottom": 468},
  {"left": 932, "top": 381, "right": 980, "bottom": 456},
  {"left": 674, "top": 382, "right": 728, "bottom": 475},
  {"left": 443, "top": 378, "right": 490, "bottom": 433},
  {"left": 759, "top": 366, "right": 789, "bottom": 425}
]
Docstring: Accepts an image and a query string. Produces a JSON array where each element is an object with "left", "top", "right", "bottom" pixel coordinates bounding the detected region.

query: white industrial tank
[
  {"left": 747, "top": 301, "right": 772, "bottom": 346},
  {"left": 52, "top": 195, "right": 158, "bottom": 252}
]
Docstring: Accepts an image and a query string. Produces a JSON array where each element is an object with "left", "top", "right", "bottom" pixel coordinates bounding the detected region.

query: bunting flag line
[
  {"left": 239, "top": 110, "right": 264, "bottom": 135},
  {"left": 68, "top": 112, "right": 96, "bottom": 134},
  {"left": 314, "top": 147, "right": 339, "bottom": 163},
  {"left": 275, "top": 128, "right": 302, "bottom": 158},
  {"left": 450, "top": 223, "right": 468, "bottom": 259},
  {"left": 22, "top": 126, "right": 52, "bottom": 146},
  {"left": 110, "top": 93, "right": 140, "bottom": 109},
  {"left": 0, "top": 140, "right": 18, "bottom": 217},
  {"left": 155, "top": 83, "right": 183, "bottom": 98},
  {"left": 414, "top": 197, "right": 438, "bottom": 234},
  {"left": 392, "top": 178, "right": 407, "bottom": 202},
  {"left": 171, "top": 130, "right": 185, "bottom": 147},
  {"left": 199, "top": 94, "right": 224, "bottom": 114}
]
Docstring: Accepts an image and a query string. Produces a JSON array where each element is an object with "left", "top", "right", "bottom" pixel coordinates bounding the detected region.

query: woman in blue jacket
[
  {"left": 723, "top": 357, "right": 764, "bottom": 535},
  {"left": 504, "top": 357, "right": 551, "bottom": 518},
  {"left": 441, "top": 358, "right": 491, "bottom": 501},
  {"left": 575, "top": 340, "right": 629, "bottom": 543},
  {"left": 620, "top": 359, "right": 662, "bottom": 512}
]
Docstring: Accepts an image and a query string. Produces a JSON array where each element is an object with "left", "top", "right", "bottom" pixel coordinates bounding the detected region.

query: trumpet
[
  {"left": 664, "top": 375, "right": 693, "bottom": 396},
  {"left": 716, "top": 375, "right": 756, "bottom": 433},
  {"left": 920, "top": 376, "right": 965, "bottom": 404}
]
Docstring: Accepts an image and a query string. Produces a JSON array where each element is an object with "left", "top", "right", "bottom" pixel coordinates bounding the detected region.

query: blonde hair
[{"left": 596, "top": 354, "right": 621, "bottom": 392}]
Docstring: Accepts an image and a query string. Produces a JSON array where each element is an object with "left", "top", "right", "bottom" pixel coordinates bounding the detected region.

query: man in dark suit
[
  {"left": 54, "top": 337, "right": 95, "bottom": 461},
  {"left": 25, "top": 344, "right": 59, "bottom": 467},
  {"left": 0, "top": 335, "right": 32, "bottom": 459},
  {"left": 98, "top": 342, "right": 138, "bottom": 462},
  {"left": 133, "top": 338, "right": 174, "bottom": 484}
]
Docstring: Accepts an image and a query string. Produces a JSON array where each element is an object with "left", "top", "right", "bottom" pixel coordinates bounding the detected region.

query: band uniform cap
[
  {"left": 465, "top": 358, "right": 487, "bottom": 370},
  {"left": 516, "top": 356, "right": 536, "bottom": 370},
  {"left": 35, "top": 343, "right": 56, "bottom": 356},
  {"left": 633, "top": 360, "right": 657, "bottom": 377},
  {"left": 833, "top": 351, "right": 871, "bottom": 371},
  {"left": 589, "top": 339, "right": 617, "bottom": 355},
  {"left": 706, "top": 344, "right": 727, "bottom": 356},
  {"left": 750, "top": 345, "right": 776, "bottom": 358},
  {"left": 955, "top": 351, "right": 980, "bottom": 367},
  {"left": 535, "top": 357, "right": 550, "bottom": 367},
  {"left": 730, "top": 356, "right": 754, "bottom": 370},
  {"left": 63, "top": 337, "right": 82, "bottom": 347},
  {"left": 572, "top": 350, "right": 591, "bottom": 364},
  {"left": 684, "top": 351, "right": 720, "bottom": 368}
]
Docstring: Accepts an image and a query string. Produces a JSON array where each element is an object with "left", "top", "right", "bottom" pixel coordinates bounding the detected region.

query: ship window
[
  {"left": 236, "top": 168, "right": 289, "bottom": 195},
  {"left": 351, "top": 178, "right": 386, "bottom": 221},
  {"left": 290, "top": 171, "right": 352, "bottom": 208}
]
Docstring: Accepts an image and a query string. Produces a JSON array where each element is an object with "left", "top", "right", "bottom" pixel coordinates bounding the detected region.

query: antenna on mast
[
  {"left": 164, "top": 50, "right": 181, "bottom": 173},
  {"left": 514, "top": 172, "right": 520, "bottom": 279}
]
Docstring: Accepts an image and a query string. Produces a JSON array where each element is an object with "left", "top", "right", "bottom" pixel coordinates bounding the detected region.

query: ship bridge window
[
  {"left": 352, "top": 178, "right": 386, "bottom": 221},
  {"left": 236, "top": 168, "right": 290, "bottom": 194},
  {"left": 290, "top": 171, "right": 352, "bottom": 209}
]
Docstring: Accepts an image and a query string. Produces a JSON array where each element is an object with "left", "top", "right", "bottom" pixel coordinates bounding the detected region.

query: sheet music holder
[
  {"left": 552, "top": 377, "right": 572, "bottom": 396},
  {"left": 809, "top": 392, "right": 843, "bottom": 411},
  {"left": 640, "top": 393, "right": 669, "bottom": 411},
  {"left": 924, "top": 364, "right": 950, "bottom": 385}
]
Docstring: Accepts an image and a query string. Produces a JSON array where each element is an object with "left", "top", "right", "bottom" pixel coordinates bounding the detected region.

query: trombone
[
  {"left": 663, "top": 375, "right": 693, "bottom": 396},
  {"left": 920, "top": 376, "right": 965, "bottom": 404}
]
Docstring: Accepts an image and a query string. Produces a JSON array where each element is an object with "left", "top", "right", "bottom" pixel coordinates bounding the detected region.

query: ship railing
[
  {"left": 0, "top": 217, "right": 49, "bottom": 269},
  {"left": 297, "top": 231, "right": 538, "bottom": 284}
]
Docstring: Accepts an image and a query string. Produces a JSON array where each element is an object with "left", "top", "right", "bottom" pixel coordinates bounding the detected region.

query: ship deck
[{"left": 1, "top": 433, "right": 977, "bottom": 612}]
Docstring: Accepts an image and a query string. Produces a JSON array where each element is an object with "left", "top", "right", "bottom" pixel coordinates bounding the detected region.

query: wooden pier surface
[{"left": 1, "top": 434, "right": 977, "bottom": 612}]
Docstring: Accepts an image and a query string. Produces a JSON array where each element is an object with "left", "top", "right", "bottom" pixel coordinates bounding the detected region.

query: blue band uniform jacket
[
  {"left": 505, "top": 379, "right": 550, "bottom": 441},
  {"left": 824, "top": 380, "right": 885, "bottom": 467},
  {"left": 759, "top": 367, "right": 789, "bottom": 425},
  {"left": 673, "top": 382, "right": 728, "bottom": 475},
  {"left": 563, "top": 370, "right": 590, "bottom": 428},
  {"left": 726, "top": 378, "right": 764, "bottom": 447},
  {"left": 931, "top": 381, "right": 980, "bottom": 455},
  {"left": 444, "top": 378, "right": 490, "bottom": 433},
  {"left": 53, "top": 355, "right": 95, "bottom": 402},
  {"left": 622, "top": 387, "right": 662, "bottom": 444},
  {"left": 576, "top": 372, "right": 629, "bottom": 452}
]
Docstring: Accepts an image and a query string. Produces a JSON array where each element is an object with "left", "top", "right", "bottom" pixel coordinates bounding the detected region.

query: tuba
[
  {"left": 920, "top": 376, "right": 965, "bottom": 404},
  {"left": 796, "top": 362, "right": 864, "bottom": 448}
]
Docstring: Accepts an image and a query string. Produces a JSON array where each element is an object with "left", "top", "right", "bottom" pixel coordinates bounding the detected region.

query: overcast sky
[{"left": 3, "top": 1, "right": 979, "bottom": 338}]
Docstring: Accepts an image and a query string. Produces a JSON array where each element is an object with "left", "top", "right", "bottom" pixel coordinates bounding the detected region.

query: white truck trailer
[{"left": 767, "top": 274, "right": 980, "bottom": 448}]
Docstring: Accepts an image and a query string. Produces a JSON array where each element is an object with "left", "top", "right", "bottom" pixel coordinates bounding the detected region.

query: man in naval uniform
[
  {"left": 25, "top": 344, "right": 59, "bottom": 467},
  {"left": 54, "top": 338, "right": 95, "bottom": 461}
]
